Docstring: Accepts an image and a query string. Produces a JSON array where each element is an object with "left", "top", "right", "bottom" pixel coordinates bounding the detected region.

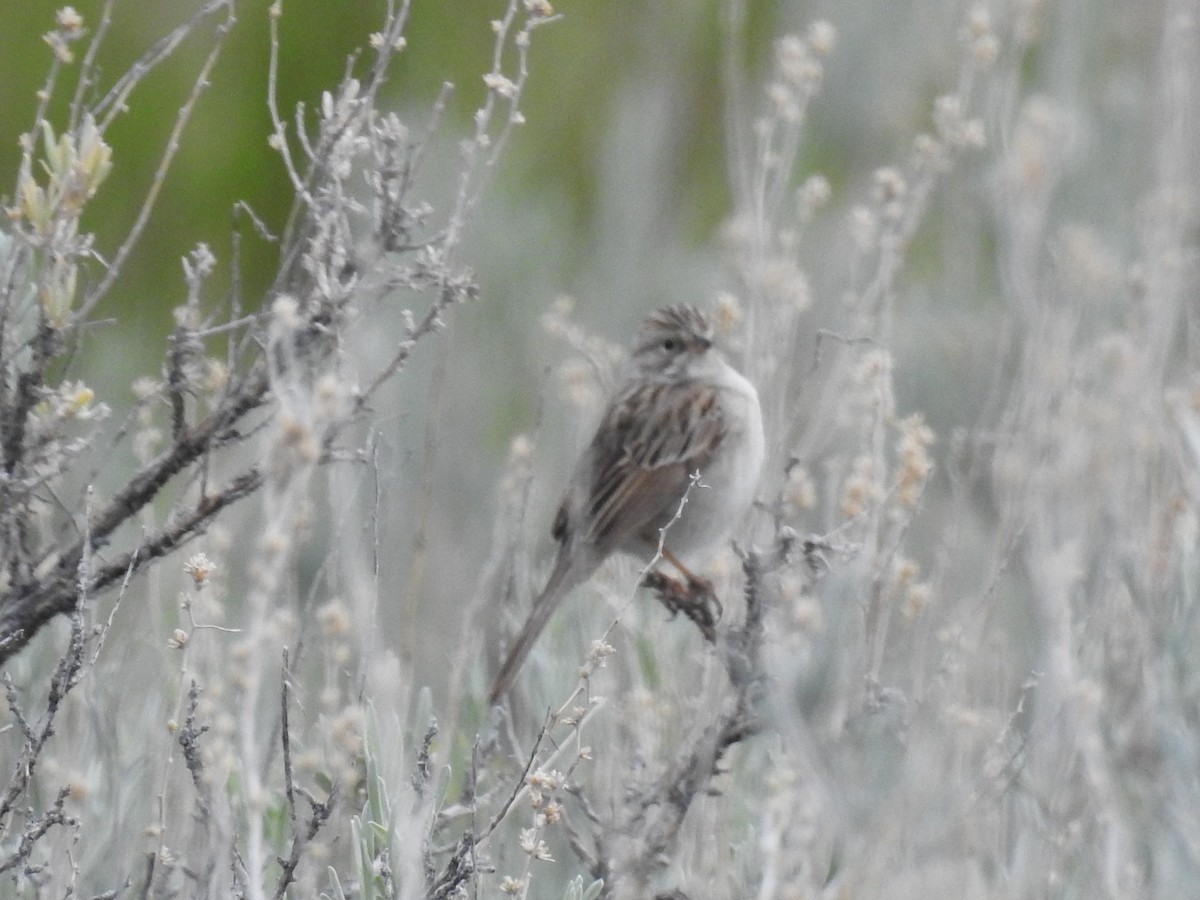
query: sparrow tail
[{"left": 487, "top": 558, "right": 578, "bottom": 705}]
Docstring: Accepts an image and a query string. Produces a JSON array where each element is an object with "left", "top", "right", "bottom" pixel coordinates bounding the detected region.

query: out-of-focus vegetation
[{"left": 0, "top": 0, "right": 1197, "bottom": 897}]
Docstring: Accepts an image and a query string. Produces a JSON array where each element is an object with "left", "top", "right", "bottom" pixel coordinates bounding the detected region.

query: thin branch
[
  {"left": 93, "top": 0, "right": 232, "bottom": 129},
  {"left": 81, "top": 1, "right": 237, "bottom": 316},
  {"left": 272, "top": 645, "right": 340, "bottom": 900},
  {"left": 0, "top": 448, "right": 265, "bottom": 666},
  {"left": 0, "top": 786, "right": 74, "bottom": 875},
  {"left": 68, "top": 0, "right": 116, "bottom": 131}
]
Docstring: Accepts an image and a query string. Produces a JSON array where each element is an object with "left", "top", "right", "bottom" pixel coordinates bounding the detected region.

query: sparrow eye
[{"left": 662, "top": 337, "right": 679, "bottom": 353}]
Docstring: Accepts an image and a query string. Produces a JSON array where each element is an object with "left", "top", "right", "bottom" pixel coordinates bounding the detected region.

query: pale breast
[{"left": 657, "top": 367, "right": 764, "bottom": 569}]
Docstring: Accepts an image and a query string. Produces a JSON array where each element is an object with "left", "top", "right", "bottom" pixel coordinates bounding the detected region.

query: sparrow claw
[{"left": 643, "top": 571, "right": 721, "bottom": 643}]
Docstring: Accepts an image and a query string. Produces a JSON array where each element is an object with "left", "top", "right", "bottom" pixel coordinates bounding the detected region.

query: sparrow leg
[
  {"left": 657, "top": 547, "right": 706, "bottom": 589},
  {"left": 658, "top": 547, "right": 723, "bottom": 617}
]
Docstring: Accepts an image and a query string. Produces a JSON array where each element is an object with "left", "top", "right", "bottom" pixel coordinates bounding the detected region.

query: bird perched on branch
[{"left": 488, "top": 304, "right": 764, "bottom": 704}]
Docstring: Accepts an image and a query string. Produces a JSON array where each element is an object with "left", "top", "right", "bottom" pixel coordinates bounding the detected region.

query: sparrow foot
[{"left": 643, "top": 570, "right": 722, "bottom": 643}]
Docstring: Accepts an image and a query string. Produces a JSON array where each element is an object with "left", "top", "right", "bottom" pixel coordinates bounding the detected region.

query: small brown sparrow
[{"left": 488, "top": 305, "right": 764, "bottom": 704}]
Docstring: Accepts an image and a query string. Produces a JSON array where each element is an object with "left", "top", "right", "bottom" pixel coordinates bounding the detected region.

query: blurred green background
[
  {"left": 0, "top": 0, "right": 1167, "bottom": 679},
  {"left": 0, "top": 0, "right": 1156, "bottom": 369},
  {"left": 1, "top": 1, "right": 770, "bottom": 345},
  {"left": 0, "top": 0, "right": 1007, "bottom": 364}
]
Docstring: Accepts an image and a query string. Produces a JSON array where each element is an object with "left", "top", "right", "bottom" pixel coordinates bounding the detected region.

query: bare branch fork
[
  {"left": 273, "top": 649, "right": 337, "bottom": 899},
  {"left": 0, "top": 585, "right": 90, "bottom": 873},
  {"left": 599, "top": 531, "right": 792, "bottom": 896}
]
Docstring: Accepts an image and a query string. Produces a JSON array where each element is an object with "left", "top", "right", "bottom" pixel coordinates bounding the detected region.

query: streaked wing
[{"left": 580, "top": 379, "right": 725, "bottom": 557}]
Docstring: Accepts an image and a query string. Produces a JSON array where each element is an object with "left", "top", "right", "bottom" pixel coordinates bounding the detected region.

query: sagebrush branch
[{"left": 0, "top": 364, "right": 270, "bottom": 663}]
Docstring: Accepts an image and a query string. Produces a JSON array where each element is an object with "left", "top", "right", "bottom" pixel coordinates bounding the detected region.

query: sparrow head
[{"left": 630, "top": 305, "right": 715, "bottom": 377}]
